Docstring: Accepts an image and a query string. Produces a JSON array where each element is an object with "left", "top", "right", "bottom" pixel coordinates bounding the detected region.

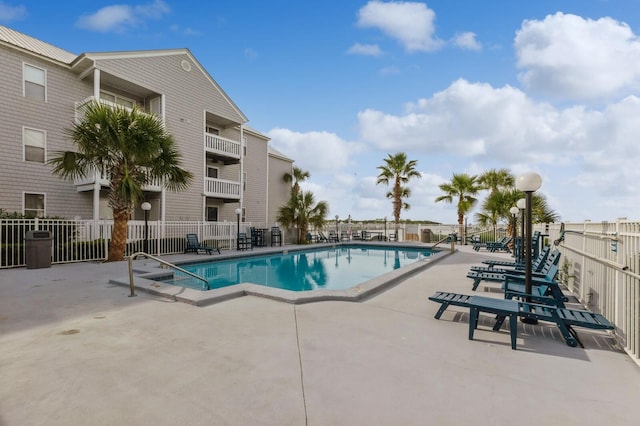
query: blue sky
[{"left": 2, "top": 0, "right": 640, "bottom": 224}]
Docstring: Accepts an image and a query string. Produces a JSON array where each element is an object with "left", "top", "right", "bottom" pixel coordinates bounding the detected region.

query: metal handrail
[
  {"left": 127, "top": 252, "right": 209, "bottom": 296},
  {"left": 431, "top": 234, "right": 456, "bottom": 252}
]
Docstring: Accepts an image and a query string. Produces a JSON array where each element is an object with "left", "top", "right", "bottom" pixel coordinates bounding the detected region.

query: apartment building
[{"left": 0, "top": 25, "right": 292, "bottom": 225}]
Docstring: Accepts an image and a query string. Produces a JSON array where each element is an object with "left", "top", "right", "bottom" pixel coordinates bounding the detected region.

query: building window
[
  {"left": 206, "top": 206, "right": 218, "bottom": 222},
  {"left": 23, "top": 127, "right": 46, "bottom": 163},
  {"left": 241, "top": 207, "right": 246, "bottom": 223},
  {"left": 207, "top": 166, "right": 219, "bottom": 179},
  {"left": 243, "top": 171, "right": 247, "bottom": 191},
  {"left": 100, "top": 91, "right": 135, "bottom": 108},
  {"left": 24, "top": 63, "right": 46, "bottom": 101},
  {"left": 24, "top": 193, "right": 45, "bottom": 218},
  {"left": 243, "top": 136, "right": 247, "bottom": 156},
  {"left": 206, "top": 126, "right": 219, "bottom": 135}
]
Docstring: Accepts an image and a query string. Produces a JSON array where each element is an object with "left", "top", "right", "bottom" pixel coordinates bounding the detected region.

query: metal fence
[{"left": 540, "top": 220, "right": 640, "bottom": 366}]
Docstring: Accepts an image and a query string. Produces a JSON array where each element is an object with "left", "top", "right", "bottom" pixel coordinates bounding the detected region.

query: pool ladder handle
[
  {"left": 430, "top": 235, "right": 456, "bottom": 252},
  {"left": 128, "top": 252, "right": 210, "bottom": 297}
]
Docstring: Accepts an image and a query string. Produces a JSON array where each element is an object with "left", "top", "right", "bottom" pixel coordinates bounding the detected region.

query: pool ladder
[
  {"left": 431, "top": 234, "right": 456, "bottom": 252},
  {"left": 127, "top": 252, "right": 210, "bottom": 297}
]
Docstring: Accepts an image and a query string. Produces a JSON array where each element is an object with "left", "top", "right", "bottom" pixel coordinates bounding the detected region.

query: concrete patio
[{"left": 1, "top": 245, "right": 639, "bottom": 425}]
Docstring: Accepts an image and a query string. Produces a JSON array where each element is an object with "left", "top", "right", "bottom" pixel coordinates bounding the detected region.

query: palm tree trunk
[{"left": 108, "top": 210, "right": 129, "bottom": 262}]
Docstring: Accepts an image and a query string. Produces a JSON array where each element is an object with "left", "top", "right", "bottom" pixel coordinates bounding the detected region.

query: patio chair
[
  {"left": 501, "top": 266, "right": 569, "bottom": 308},
  {"left": 328, "top": 230, "right": 339, "bottom": 243},
  {"left": 271, "top": 227, "right": 282, "bottom": 246},
  {"left": 428, "top": 291, "right": 614, "bottom": 349},
  {"left": 467, "top": 249, "right": 560, "bottom": 291},
  {"left": 317, "top": 231, "right": 329, "bottom": 242},
  {"left": 388, "top": 232, "right": 397, "bottom": 241},
  {"left": 352, "top": 231, "right": 362, "bottom": 240},
  {"left": 486, "top": 236, "right": 513, "bottom": 253},
  {"left": 237, "top": 232, "right": 252, "bottom": 250},
  {"left": 184, "top": 233, "right": 220, "bottom": 255},
  {"left": 340, "top": 231, "right": 350, "bottom": 241}
]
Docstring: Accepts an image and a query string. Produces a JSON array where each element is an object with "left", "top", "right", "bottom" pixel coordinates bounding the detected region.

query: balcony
[
  {"left": 75, "top": 167, "right": 162, "bottom": 192},
  {"left": 204, "top": 177, "right": 240, "bottom": 200},
  {"left": 205, "top": 133, "right": 241, "bottom": 164}
]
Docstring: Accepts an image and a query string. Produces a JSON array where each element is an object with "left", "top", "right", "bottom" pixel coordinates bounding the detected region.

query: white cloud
[
  {"left": 346, "top": 42, "right": 383, "bottom": 56},
  {"left": 356, "top": 1, "right": 443, "bottom": 52},
  {"left": 76, "top": 0, "right": 170, "bottom": 33},
  {"left": 515, "top": 12, "right": 640, "bottom": 100},
  {"left": 0, "top": 1, "right": 26, "bottom": 22},
  {"left": 244, "top": 48, "right": 258, "bottom": 60},
  {"left": 452, "top": 32, "right": 481, "bottom": 51},
  {"left": 379, "top": 66, "right": 400, "bottom": 75},
  {"left": 267, "top": 128, "right": 362, "bottom": 175}
]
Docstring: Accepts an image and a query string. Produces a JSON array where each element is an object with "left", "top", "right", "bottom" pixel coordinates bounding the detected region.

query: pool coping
[{"left": 109, "top": 242, "right": 453, "bottom": 306}]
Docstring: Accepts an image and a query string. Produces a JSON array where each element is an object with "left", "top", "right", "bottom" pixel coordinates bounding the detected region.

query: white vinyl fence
[
  {"left": 0, "top": 218, "right": 257, "bottom": 268},
  {"left": 539, "top": 220, "right": 640, "bottom": 366}
]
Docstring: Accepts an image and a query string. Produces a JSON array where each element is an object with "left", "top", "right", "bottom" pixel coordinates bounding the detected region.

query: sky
[{"left": 2, "top": 0, "right": 640, "bottom": 224}]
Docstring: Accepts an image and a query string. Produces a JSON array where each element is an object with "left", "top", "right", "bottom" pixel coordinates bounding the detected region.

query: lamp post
[
  {"left": 515, "top": 172, "right": 542, "bottom": 323},
  {"left": 141, "top": 202, "right": 151, "bottom": 254},
  {"left": 335, "top": 215, "right": 339, "bottom": 239},
  {"left": 235, "top": 207, "right": 242, "bottom": 250},
  {"left": 348, "top": 214, "right": 352, "bottom": 240},
  {"left": 510, "top": 206, "right": 519, "bottom": 259},
  {"left": 384, "top": 216, "right": 387, "bottom": 241},
  {"left": 516, "top": 198, "right": 526, "bottom": 264}
]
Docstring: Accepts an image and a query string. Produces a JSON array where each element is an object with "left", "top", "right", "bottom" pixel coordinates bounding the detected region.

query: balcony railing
[
  {"left": 204, "top": 177, "right": 240, "bottom": 199},
  {"left": 205, "top": 133, "right": 241, "bottom": 161},
  {"left": 74, "top": 167, "right": 162, "bottom": 192}
]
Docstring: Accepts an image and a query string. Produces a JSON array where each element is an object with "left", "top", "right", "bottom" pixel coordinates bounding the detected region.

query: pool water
[{"left": 160, "top": 245, "right": 436, "bottom": 291}]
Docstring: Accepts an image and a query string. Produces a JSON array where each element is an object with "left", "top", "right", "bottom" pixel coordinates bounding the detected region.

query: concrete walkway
[{"left": 1, "top": 246, "right": 639, "bottom": 425}]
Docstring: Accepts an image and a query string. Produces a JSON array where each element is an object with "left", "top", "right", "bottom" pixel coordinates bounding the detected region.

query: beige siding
[
  {"left": 268, "top": 155, "right": 293, "bottom": 225},
  {"left": 1, "top": 29, "right": 295, "bottom": 224},
  {"left": 0, "top": 46, "right": 94, "bottom": 218}
]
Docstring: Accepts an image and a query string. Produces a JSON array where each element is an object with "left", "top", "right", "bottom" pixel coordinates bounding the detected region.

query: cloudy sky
[{"left": 2, "top": 0, "right": 639, "bottom": 223}]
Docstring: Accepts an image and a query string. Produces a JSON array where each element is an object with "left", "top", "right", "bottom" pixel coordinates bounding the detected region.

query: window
[
  {"left": 24, "top": 63, "right": 46, "bottom": 101},
  {"left": 241, "top": 207, "right": 246, "bottom": 223},
  {"left": 206, "top": 206, "right": 218, "bottom": 222},
  {"left": 24, "top": 193, "right": 45, "bottom": 218},
  {"left": 23, "top": 127, "right": 46, "bottom": 163},
  {"left": 207, "top": 166, "right": 219, "bottom": 179},
  {"left": 243, "top": 171, "right": 247, "bottom": 191},
  {"left": 100, "top": 91, "right": 135, "bottom": 109},
  {"left": 243, "top": 136, "right": 247, "bottom": 156},
  {"left": 206, "top": 126, "right": 219, "bottom": 135}
]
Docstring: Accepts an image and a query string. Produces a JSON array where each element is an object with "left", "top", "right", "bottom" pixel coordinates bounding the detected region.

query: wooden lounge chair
[
  {"left": 467, "top": 250, "right": 560, "bottom": 291},
  {"left": 428, "top": 291, "right": 614, "bottom": 349},
  {"left": 184, "top": 233, "right": 220, "bottom": 255}
]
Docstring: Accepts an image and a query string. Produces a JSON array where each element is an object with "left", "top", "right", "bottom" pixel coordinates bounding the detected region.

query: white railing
[
  {"left": 204, "top": 133, "right": 241, "bottom": 159},
  {"left": 0, "top": 218, "right": 260, "bottom": 268},
  {"left": 73, "top": 167, "right": 162, "bottom": 191},
  {"left": 204, "top": 177, "right": 240, "bottom": 199},
  {"left": 539, "top": 220, "right": 640, "bottom": 366}
]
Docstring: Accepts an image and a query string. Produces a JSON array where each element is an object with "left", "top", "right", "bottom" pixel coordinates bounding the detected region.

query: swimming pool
[{"left": 158, "top": 245, "right": 436, "bottom": 292}]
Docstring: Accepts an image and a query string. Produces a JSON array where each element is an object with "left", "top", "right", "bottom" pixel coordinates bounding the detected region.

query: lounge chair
[
  {"left": 317, "top": 232, "right": 329, "bottom": 243},
  {"left": 471, "top": 245, "right": 551, "bottom": 273},
  {"left": 328, "top": 231, "right": 339, "bottom": 243},
  {"left": 352, "top": 231, "right": 362, "bottom": 240},
  {"left": 486, "top": 236, "right": 513, "bottom": 253},
  {"left": 467, "top": 249, "right": 560, "bottom": 291},
  {"left": 340, "top": 231, "right": 350, "bottom": 241},
  {"left": 428, "top": 291, "right": 614, "bottom": 349},
  {"left": 184, "top": 233, "right": 220, "bottom": 255},
  {"left": 501, "top": 264, "right": 568, "bottom": 308}
]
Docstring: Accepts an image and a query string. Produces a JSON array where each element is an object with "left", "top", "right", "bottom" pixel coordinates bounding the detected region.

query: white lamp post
[
  {"left": 235, "top": 207, "right": 242, "bottom": 250},
  {"left": 515, "top": 173, "right": 542, "bottom": 314},
  {"left": 335, "top": 215, "right": 339, "bottom": 239},
  {"left": 141, "top": 202, "right": 151, "bottom": 254}
]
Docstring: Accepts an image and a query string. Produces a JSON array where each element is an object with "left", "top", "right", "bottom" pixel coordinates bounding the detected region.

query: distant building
[{"left": 0, "top": 25, "right": 293, "bottom": 224}]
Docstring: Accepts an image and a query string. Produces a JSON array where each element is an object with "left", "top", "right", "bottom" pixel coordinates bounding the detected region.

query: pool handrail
[{"left": 127, "top": 252, "right": 210, "bottom": 296}]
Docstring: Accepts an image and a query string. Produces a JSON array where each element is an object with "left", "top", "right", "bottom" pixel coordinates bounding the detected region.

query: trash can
[
  {"left": 25, "top": 230, "right": 52, "bottom": 269},
  {"left": 421, "top": 229, "right": 432, "bottom": 243}
]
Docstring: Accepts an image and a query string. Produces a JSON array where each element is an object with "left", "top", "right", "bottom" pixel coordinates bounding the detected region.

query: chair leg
[{"left": 469, "top": 307, "right": 479, "bottom": 341}]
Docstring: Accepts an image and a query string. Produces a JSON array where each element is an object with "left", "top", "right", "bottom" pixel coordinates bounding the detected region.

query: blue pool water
[{"left": 161, "top": 245, "right": 436, "bottom": 291}]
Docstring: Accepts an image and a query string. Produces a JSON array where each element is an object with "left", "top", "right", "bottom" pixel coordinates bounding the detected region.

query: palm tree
[
  {"left": 477, "top": 168, "right": 514, "bottom": 193},
  {"left": 435, "top": 173, "right": 481, "bottom": 237},
  {"left": 277, "top": 190, "right": 329, "bottom": 244},
  {"left": 283, "top": 166, "right": 310, "bottom": 196},
  {"left": 49, "top": 101, "right": 192, "bottom": 262},
  {"left": 376, "top": 152, "right": 422, "bottom": 233}
]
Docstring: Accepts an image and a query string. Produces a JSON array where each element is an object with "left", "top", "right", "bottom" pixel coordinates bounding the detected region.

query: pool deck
[{"left": 1, "top": 244, "right": 640, "bottom": 425}]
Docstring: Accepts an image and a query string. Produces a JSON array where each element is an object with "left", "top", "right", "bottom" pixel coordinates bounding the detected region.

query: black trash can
[{"left": 25, "top": 230, "right": 52, "bottom": 269}]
